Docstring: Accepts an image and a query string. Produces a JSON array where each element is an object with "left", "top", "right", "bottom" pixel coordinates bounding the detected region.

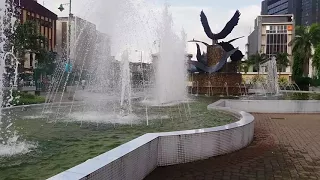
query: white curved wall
[{"left": 224, "top": 100, "right": 320, "bottom": 113}]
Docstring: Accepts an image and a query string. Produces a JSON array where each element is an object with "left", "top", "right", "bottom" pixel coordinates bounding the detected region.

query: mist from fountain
[
  {"left": 266, "top": 56, "right": 279, "bottom": 95},
  {"left": 153, "top": 5, "right": 187, "bottom": 105},
  {"left": 0, "top": 1, "right": 36, "bottom": 156},
  {"left": 120, "top": 50, "right": 133, "bottom": 117}
]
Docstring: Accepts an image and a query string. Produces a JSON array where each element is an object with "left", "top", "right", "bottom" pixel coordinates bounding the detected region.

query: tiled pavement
[{"left": 145, "top": 114, "right": 320, "bottom": 180}]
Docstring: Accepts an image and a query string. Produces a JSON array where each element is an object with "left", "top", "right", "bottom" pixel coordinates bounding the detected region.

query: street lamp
[{"left": 58, "top": 0, "right": 72, "bottom": 69}]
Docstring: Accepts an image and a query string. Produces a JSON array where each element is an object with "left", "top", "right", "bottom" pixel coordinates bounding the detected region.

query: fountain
[
  {"left": 0, "top": 1, "right": 251, "bottom": 179},
  {"left": 119, "top": 50, "right": 133, "bottom": 117},
  {"left": 0, "top": 1, "right": 36, "bottom": 156},
  {"left": 266, "top": 56, "right": 279, "bottom": 95},
  {"left": 153, "top": 5, "right": 187, "bottom": 105}
]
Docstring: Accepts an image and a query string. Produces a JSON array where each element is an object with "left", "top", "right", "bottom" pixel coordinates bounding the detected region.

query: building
[
  {"left": 13, "top": 0, "right": 57, "bottom": 75},
  {"left": 261, "top": 0, "right": 302, "bottom": 25},
  {"left": 245, "top": 14, "right": 295, "bottom": 81},
  {"left": 301, "top": 0, "right": 320, "bottom": 26},
  {"left": 56, "top": 16, "right": 97, "bottom": 72},
  {"left": 261, "top": 0, "right": 320, "bottom": 26}
]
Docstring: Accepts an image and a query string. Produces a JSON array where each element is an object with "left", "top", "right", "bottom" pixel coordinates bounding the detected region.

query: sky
[{"left": 41, "top": 0, "right": 261, "bottom": 61}]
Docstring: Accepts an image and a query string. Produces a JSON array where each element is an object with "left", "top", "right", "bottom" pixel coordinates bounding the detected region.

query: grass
[
  {"left": 0, "top": 97, "right": 236, "bottom": 180},
  {"left": 11, "top": 91, "right": 45, "bottom": 106},
  {"left": 284, "top": 92, "right": 320, "bottom": 100}
]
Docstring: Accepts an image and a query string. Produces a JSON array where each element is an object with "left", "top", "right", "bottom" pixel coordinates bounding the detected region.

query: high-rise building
[
  {"left": 261, "top": 0, "right": 302, "bottom": 25},
  {"left": 301, "top": 0, "right": 320, "bottom": 26},
  {"left": 261, "top": 0, "right": 320, "bottom": 26}
]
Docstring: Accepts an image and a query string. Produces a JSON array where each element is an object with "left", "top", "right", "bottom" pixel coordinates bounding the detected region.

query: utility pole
[{"left": 58, "top": 0, "right": 72, "bottom": 69}]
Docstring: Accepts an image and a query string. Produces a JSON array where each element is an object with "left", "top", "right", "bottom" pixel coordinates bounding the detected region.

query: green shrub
[
  {"left": 310, "top": 78, "right": 320, "bottom": 87},
  {"left": 294, "top": 77, "right": 311, "bottom": 91},
  {"left": 278, "top": 77, "right": 289, "bottom": 86},
  {"left": 310, "top": 93, "right": 320, "bottom": 100},
  {"left": 251, "top": 75, "right": 266, "bottom": 84},
  {"left": 11, "top": 91, "right": 45, "bottom": 106},
  {"left": 286, "top": 93, "right": 309, "bottom": 100}
]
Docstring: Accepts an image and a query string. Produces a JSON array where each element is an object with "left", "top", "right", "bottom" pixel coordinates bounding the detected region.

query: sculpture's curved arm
[
  {"left": 188, "top": 39, "right": 209, "bottom": 46},
  {"left": 227, "top": 36, "right": 245, "bottom": 43},
  {"left": 200, "top": 11, "right": 214, "bottom": 40},
  {"left": 189, "top": 48, "right": 238, "bottom": 74},
  {"left": 213, "top": 10, "right": 240, "bottom": 40},
  {"left": 196, "top": 43, "right": 202, "bottom": 61}
]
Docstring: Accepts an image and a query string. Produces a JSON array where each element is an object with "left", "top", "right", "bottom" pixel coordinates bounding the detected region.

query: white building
[
  {"left": 245, "top": 14, "right": 295, "bottom": 81},
  {"left": 56, "top": 16, "right": 97, "bottom": 71}
]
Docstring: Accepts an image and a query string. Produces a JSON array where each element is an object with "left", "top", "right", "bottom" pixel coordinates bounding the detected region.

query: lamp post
[
  {"left": 135, "top": 50, "right": 143, "bottom": 66},
  {"left": 58, "top": 0, "right": 72, "bottom": 68}
]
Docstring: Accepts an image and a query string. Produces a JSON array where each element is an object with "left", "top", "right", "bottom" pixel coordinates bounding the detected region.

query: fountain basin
[
  {"left": 189, "top": 73, "right": 246, "bottom": 96},
  {"left": 48, "top": 100, "right": 254, "bottom": 180},
  {"left": 0, "top": 97, "right": 241, "bottom": 179}
]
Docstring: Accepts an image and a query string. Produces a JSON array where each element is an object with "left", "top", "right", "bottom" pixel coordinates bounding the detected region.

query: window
[
  {"left": 30, "top": 54, "right": 33, "bottom": 67},
  {"left": 265, "top": 25, "right": 288, "bottom": 64}
]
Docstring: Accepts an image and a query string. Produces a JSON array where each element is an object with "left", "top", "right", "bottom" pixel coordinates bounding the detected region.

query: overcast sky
[{"left": 41, "top": 0, "right": 261, "bottom": 61}]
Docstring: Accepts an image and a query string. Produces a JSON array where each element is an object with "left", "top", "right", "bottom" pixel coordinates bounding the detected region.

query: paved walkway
[{"left": 145, "top": 114, "right": 320, "bottom": 180}]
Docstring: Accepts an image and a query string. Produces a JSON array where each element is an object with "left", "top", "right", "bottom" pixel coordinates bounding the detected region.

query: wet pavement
[{"left": 145, "top": 114, "right": 320, "bottom": 180}]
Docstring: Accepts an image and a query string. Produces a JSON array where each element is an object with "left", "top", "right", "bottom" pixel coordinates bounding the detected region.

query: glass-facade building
[
  {"left": 261, "top": 0, "right": 302, "bottom": 25},
  {"left": 262, "top": 0, "right": 320, "bottom": 26},
  {"left": 301, "top": 0, "right": 320, "bottom": 26}
]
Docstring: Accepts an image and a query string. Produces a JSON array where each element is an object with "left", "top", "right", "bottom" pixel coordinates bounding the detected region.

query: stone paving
[{"left": 145, "top": 114, "right": 320, "bottom": 180}]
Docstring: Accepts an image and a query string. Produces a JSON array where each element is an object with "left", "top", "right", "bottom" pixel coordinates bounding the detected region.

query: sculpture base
[{"left": 189, "top": 73, "right": 246, "bottom": 96}]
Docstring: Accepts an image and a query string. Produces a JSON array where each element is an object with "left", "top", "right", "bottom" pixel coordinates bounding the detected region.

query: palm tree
[
  {"left": 276, "top": 52, "right": 290, "bottom": 76},
  {"left": 292, "top": 24, "right": 320, "bottom": 77},
  {"left": 312, "top": 44, "right": 320, "bottom": 78},
  {"left": 239, "top": 60, "right": 250, "bottom": 74},
  {"left": 247, "top": 53, "right": 267, "bottom": 74}
]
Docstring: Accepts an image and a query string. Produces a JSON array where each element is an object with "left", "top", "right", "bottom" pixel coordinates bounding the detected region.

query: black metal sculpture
[
  {"left": 201, "top": 10, "right": 240, "bottom": 44},
  {"left": 187, "top": 10, "right": 243, "bottom": 73},
  {"left": 217, "top": 36, "right": 244, "bottom": 62},
  {"left": 196, "top": 43, "right": 207, "bottom": 66},
  {"left": 188, "top": 43, "right": 238, "bottom": 73}
]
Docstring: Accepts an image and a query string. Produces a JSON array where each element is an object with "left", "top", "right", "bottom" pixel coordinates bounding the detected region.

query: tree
[
  {"left": 292, "top": 24, "right": 320, "bottom": 77},
  {"left": 312, "top": 45, "right": 320, "bottom": 78},
  {"left": 309, "top": 23, "right": 320, "bottom": 47},
  {"left": 292, "top": 48, "right": 304, "bottom": 79},
  {"left": 276, "top": 52, "right": 290, "bottom": 76},
  {"left": 9, "top": 20, "right": 48, "bottom": 74},
  {"left": 239, "top": 61, "right": 250, "bottom": 74},
  {"left": 247, "top": 53, "right": 267, "bottom": 74}
]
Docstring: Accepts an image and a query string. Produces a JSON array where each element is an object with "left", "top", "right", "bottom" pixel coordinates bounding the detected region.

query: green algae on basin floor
[{"left": 0, "top": 97, "right": 237, "bottom": 180}]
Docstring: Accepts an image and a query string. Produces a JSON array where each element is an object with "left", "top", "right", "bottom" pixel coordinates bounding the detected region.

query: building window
[
  {"left": 265, "top": 25, "right": 288, "bottom": 71},
  {"left": 30, "top": 53, "right": 33, "bottom": 67}
]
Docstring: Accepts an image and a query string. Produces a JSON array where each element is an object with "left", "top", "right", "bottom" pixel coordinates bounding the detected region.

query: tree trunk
[
  {"left": 278, "top": 67, "right": 281, "bottom": 78},
  {"left": 303, "top": 58, "right": 310, "bottom": 77}
]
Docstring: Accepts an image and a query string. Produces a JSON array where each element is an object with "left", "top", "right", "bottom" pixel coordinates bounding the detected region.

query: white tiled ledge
[
  {"left": 222, "top": 99, "right": 320, "bottom": 113},
  {"left": 48, "top": 100, "right": 255, "bottom": 180},
  {"left": 2, "top": 102, "right": 82, "bottom": 111}
]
